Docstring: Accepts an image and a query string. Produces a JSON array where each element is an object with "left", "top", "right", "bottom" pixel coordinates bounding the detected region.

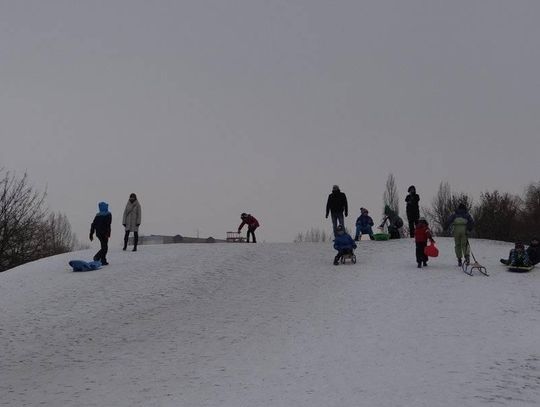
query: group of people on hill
[
  {"left": 325, "top": 184, "right": 421, "bottom": 242},
  {"left": 88, "top": 192, "right": 260, "bottom": 266},
  {"left": 89, "top": 193, "right": 142, "bottom": 266},
  {"left": 326, "top": 184, "right": 539, "bottom": 269}
]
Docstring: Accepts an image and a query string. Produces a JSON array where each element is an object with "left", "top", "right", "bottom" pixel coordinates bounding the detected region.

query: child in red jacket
[{"left": 415, "top": 217, "right": 435, "bottom": 268}]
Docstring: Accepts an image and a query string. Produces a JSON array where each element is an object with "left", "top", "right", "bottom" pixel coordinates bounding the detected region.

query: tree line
[
  {"left": 424, "top": 181, "right": 540, "bottom": 242},
  {"left": 0, "top": 168, "right": 80, "bottom": 272}
]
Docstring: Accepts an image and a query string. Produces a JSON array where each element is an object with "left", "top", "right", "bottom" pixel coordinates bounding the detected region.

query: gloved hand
[
  {"left": 89, "top": 234, "right": 93, "bottom": 242},
  {"left": 123, "top": 224, "right": 126, "bottom": 227}
]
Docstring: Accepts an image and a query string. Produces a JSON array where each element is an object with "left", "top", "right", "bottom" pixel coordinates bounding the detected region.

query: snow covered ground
[{"left": 1, "top": 238, "right": 539, "bottom": 407}]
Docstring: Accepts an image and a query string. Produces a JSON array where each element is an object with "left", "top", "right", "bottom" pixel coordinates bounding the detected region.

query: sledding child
[
  {"left": 500, "top": 241, "right": 532, "bottom": 267},
  {"left": 333, "top": 225, "right": 357, "bottom": 265},
  {"left": 90, "top": 201, "right": 112, "bottom": 266},
  {"left": 414, "top": 217, "right": 435, "bottom": 268},
  {"left": 354, "top": 207, "right": 375, "bottom": 241}
]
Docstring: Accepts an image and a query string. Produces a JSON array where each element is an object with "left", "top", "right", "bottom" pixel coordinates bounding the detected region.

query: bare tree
[
  {"left": 0, "top": 170, "right": 47, "bottom": 271},
  {"left": 39, "top": 212, "right": 79, "bottom": 256},
  {"left": 383, "top": 173, "right": 399, "bottom": 215},
  {"left": 424, "top": 182, "right": 472, "bottom": 236},
  {"left": 520, "top": 181, "right": 540, "bottom": 240},
  {"left": 473, "top": 191, "right": 522, "bottom": 242}
]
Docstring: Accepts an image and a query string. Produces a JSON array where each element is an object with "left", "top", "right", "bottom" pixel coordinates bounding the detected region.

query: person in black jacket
[
  {"left": 90, "top": 201, "right": 112, "bottom": 265},
  {"left": 405, "top": 185, "right": 420, "bottom": 238},
  {"left": 526, "top": 237, "right": 539, "bottom": 265},
  {"left": 326, "top": 185, "right": 348, "bottom": 236}
]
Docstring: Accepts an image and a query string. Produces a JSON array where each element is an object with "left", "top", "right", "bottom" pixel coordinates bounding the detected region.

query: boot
[
  {"left": 458, "top": 258, "right": 462, "bottom": 267},
  {"left": 132, "top": 232, "right": 138, "bottom": 251},
  {"left": 417, "top": 262, "right": 422, "bottom": 268},
  {"left": 334, "top": 255, "right": 340, "bottom": 265},
  {"left": 123, "top": 231, "right": 129, "bottom": 251},
  {"left": 465, "top": 255, "right": 470, "bottom": 265}
]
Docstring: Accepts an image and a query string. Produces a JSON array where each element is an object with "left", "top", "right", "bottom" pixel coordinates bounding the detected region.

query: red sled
[{"left": 424, "top": 243, "right": 439, "bottom": 258}]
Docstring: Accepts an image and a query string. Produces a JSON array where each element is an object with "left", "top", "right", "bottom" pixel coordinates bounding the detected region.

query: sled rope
[{"left": 462, "top": 239, "right": 489, "bottom": 276}]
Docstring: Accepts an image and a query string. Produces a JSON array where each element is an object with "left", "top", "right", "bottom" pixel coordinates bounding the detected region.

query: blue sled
[{"left": 69, "top": 260, "right": 102, "bottom": 272}]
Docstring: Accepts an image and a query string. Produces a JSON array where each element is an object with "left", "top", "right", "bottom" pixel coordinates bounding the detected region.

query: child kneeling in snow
[
  {"left": 415, "top": 217, "right": 435, "bottom": 268},
  {"left": 333, "top": 225, "right": 357, "bottom": 265}
]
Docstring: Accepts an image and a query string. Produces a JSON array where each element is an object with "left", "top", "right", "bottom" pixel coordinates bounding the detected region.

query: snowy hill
[{"left": 1, "top": 238, "right": 539, "bottom": 407}]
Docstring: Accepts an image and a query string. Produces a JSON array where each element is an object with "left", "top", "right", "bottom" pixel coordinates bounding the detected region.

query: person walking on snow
[
  {"left": 326, "top": 185, "right": 348, "bottom": 236},
  {"left": 90, "top": 201, "right": 112, "bottom": 265},
  {"left": 238, "top": 213, "right": 259, "bottom": 243},
  {"left": 414, "top": 217, "right": 435, "bottom": 268},
  {"left": 354, "top": 207, "right": 374, "bottom": 241},
  {"left": 122, "top": 193, "right": 142, "bottom": 251},
  {"left": 405, "top": 185, "right": 420, "bottom": 238},
  {"left": 446, "top": 203, "right": 474, "bottom": 266}
]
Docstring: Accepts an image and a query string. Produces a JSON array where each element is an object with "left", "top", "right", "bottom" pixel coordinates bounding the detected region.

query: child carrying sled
[
  {"left": 415, "top": 217, "right": 435, "bottom": 268},
  {"left": 333, "top": 225, "right": 357, "bottom": 265}
]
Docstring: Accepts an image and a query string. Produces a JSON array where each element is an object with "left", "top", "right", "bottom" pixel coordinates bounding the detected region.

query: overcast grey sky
[{"left": 1, "top": 0, "right": 539, "bottom": 243}]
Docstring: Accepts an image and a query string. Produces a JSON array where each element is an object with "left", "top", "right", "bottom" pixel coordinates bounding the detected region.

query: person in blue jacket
[
  {"left": 90, "top": 201, "right": 112, "bottom": 266},
  {"left": 354, "top": 207, "right": 375, "bottom": 241},
  {"left": 333, "top": 225, "right": 357, "bottom": 265}
]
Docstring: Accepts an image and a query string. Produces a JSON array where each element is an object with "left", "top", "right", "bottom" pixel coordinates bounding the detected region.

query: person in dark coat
[
  {"left": 238, "top": 213, "right": 260, "bottom": 243},
  {"left": 326, "top": 185, "right": 348, "bottom": 236},
  {"left": 379, "top": 205, "right": 403, "bottom": 239},
  {"left": 526, "top": 237, "right": 539, "bottom": 265},
  {"left": 90, "top": 202, "right": 112, "bottom": 265},
  {"left": 405, "top": 185, "right": 420, "bottom": 238}
]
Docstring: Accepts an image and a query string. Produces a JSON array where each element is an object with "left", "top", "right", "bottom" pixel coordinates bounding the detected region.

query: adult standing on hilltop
[
  {"left": 123, "top": 193, "right": 142, "bottom": 251},
  {"left": 405, "top": 185, "right": 420, "bottom": 238},
  {"left": 326, "top": 185, "right": 348, "bottom": 236}
]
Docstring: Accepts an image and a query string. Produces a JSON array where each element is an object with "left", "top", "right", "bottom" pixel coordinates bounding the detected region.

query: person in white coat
[{"left": 122, "top": 193, "right": 142, "bottom": 251}]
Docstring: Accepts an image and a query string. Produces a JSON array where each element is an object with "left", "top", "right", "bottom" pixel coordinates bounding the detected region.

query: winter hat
[
  {"left": 530, "top": 238, "right": 539, "bottom": 246},
  {"left": 418, "top": 217, "right": 427, "bottom": 224},
  {"left": 241, "top": 213, "right": 247, "bottom": 219},
  {"left": 408, "top": 185, "right": 416, "bottom": 193},
  {"left": 361, "top": 207, "right": 368, "bottom": 214},
  {"left": 129, "top": 193, "right": 137, "bottom": 200},
  {"left": 336, "top": 224, "right": 345, "bottom": 233},
  {"left": 332, "top": 185, "right": 340, "bottom": 192},
  {"left": 515, "top": 241, "right": 525, "bottom": 249},
  {"left": 98, "top": 202, "right": 109, "bottom": 213},
  {"left": 458, "top": 203, "right": 467, "bottom": 211}
]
